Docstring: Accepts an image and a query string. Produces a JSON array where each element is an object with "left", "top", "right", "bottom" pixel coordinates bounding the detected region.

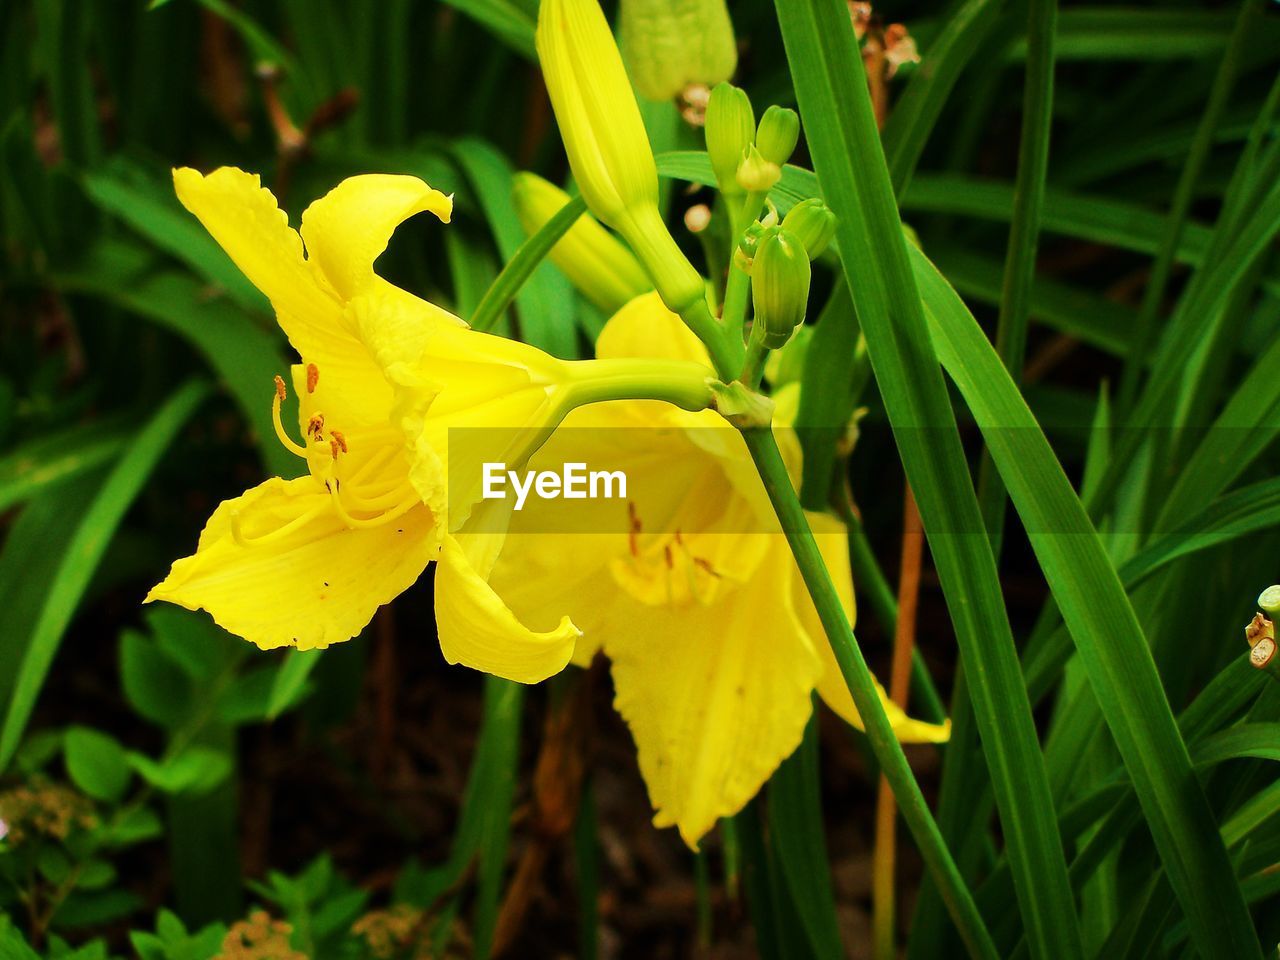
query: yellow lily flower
[
  {"left": 148, "top": 167, "right": 708, "bottom": 682},
  {"left": 486, "top": 293, "right": 949, "bottom": 846}
]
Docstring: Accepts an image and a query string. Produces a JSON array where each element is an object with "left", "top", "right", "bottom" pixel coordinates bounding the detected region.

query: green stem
[
  {"left": 679, "top": 299, "right": 745, "bottom": 381},
  {"left": 974, "top": 0, "right": 1057, "bottom": 556},
  {"left": 721, "top": 264, "right": 752, "bottom": 341},
  {"left": 740, "top": 425, "right": 999, "bottom": 960},
  {"left": 471, "top": 196, "right": 588, "bottom": 334},
  {"left": 564, "top": 358, "right": 715, "bottom": 412},
  {"left": 740, "top": 338, "right": 769, "bottom": 390}
]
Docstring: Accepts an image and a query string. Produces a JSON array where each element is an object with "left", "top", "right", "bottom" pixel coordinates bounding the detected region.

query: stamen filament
[
  {"left": 329, "top": 484, "right": 421, "bottom": 529},
  {"left": 272, "top": 378, "right": 310, "bottom": 458},
  {"left": 343, "top": 446, "right": 400, "bottom": 487},
  {"left": 231, "top": 501, "right": 329, "bottom": 548},
  {"left": 341, "top": 481, "right": 417, "bottom": 511}
]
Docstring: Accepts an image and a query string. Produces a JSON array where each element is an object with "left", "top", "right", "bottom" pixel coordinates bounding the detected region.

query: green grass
[{"left": 0, "top": 0, "right": 1278, "bottom": 956}]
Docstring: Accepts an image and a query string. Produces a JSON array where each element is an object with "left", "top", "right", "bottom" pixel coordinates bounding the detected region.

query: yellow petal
[
  {"left": 174, "top": 166, "right": 343, "bottom": 346},
  {"left": 435, "top": 531, "right": 580, "bottom": 684},
  {"left": 596, "top": 292, "right": 711, "bottom": 365},
  {"left": 803, "top": 512, "right": 950, "bottom": 743},
  {"left": 346, "top": 287, "right": 574, "bottom": 526},
  {"left": 173, "top": 166, "right": 396, "bottom": 427},
  {"left": 605, "top": 538, "right": 822, "bottom": 847},
  {"left": 146, "top": 477, "right": 438, "bottom": 651},
  {"left": 300, "top": 175, "right": 454, "bottom": 301}
]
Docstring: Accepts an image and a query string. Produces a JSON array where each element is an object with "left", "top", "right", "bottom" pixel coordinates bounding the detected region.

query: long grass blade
[
  {"left": 773, "top": 2, "right": 1081, "bottom": 957},
  {"left": 0, "top": 379, "right": 211, "bottom": 770}
]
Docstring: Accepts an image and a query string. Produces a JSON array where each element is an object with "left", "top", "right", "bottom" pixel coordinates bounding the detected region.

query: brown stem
[{"left": 872, "top": 482, "right": 924, "bottom": 960}]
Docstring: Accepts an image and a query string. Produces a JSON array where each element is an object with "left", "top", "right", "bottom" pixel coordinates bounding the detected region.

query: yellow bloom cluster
[{"left": 150, "top": 0, "right": 947, "bottom": 849}]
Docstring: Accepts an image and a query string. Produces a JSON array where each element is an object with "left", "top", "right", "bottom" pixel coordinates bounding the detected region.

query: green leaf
[
  {"left": 64, "top": 726, "right": 131, "bottom": 803},
  {"left": 216, "top": 665, "right": 279, "bottom": 725},
  {"left": 101, "top": 806, "right": 164, "bottom": 848},
  {"left": 881, "top": 0, "right": 1004, "bottom": 195},
  {"left": 119, "top": 629, "right": 195, "bottom": 728},
  {"left": 128, "top": 747, "right": 231, "bottom": 795},
  {"left": 0, "top": 418, "right": 130, "bottom": 514},
  {"left": 57, "top": 241, "right": 297, "bottom": 477},
  {"left": 74, "top": 860, "right": 117, "bottom": 891},
  {"left": 0, "top": 380, "right": 211, "bottom": 771},
  {"left": 774, "top": 3, "right": 1079, "bottom": 958},
  {"left": 909, "top": 246, "right": 1261, "bottom": 959},
  {"left": 451, "top": 138, "right": 580, "bottom": 357},
  {"left": 267, "top": 651, "right": 320, "bottom": 720},
  {"left": 765, "top": 717, "right": 844, "bottom": 959},
  {"left": 0, "top": 475, "right": 102, "bottom": 711},
  {"left": 81, "top": 163, "right": 266, "bottom": 314},
  {"left": 440, "top": 0, "right": 536, "bottom": 59}
]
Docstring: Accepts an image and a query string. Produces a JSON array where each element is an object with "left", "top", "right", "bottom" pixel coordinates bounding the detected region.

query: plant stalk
[{"left": 740, "top": 424, "right": 998, "bottom": 960}]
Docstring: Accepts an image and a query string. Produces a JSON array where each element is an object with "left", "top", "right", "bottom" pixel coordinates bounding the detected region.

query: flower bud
[
  {"left": 781, "top": 198, "right": 837, "bottom": 258},
  {"left": 751, "top": 229, "right": 810, "bottom": 348},
  {"left": 736, "top": 144, "right": 780, "bottom": 193},
  {"left": 537, "top": 0, "right": 658, "bottom": 227},
  {"left": 620, "top": 0, "right": 738, "bottom": 102},
  {"left": 705, "top": 83, "right": 754, "bottom": 196},
  {"left": 512, "top": 172, "right": 650, "bottom": 313},
  {"left": 755, "top": 105, "right": 799, "bottom": 166},
  {"left": 537, "top": 0, "right": 705, "bottom": 314},
  {"left": 734, "top": 220, "right": 771, "bottom": 271}
]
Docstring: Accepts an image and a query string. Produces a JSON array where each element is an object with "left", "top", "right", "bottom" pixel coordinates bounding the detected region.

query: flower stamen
[
  {"left": 328, "top": 482, "right": 420, "bottom": 529},
  {"left": 306, "top": 362, "right": 319, "bottom": 393},
  {"left": 271, "top": 377, "right": 309, "bottom": 458}
]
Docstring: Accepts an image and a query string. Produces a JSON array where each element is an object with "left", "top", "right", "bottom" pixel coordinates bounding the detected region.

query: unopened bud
[
  {"left": 751, "top": 229, "right": 810, "bottom": 348},
  {"left": 512, "top": 172, "right": 650, "bottom": 313},
  {"left": 755, "top": 105, "right": 799, "bottom": 166},
  {"left": 537, "top": 0, "right": 658, "bottom": 226},
  {"left": 781, "top": 198, "right": 837, "bottom": 258},
  {"left": 620, "top": 0, "right": 738, "bottom": 102},
  {"left": 705, "top": 83, "right": 754, "bottom": 196},
  {"left": 734, "top": 220, "right": 772, "bottom": 271},
  {"left": 684, "top": 203, "right": 712, "bottom": 234},
  {"left": 1259, "top": 585, "right": 1280, "bottom": 618},
  {"left": 736, "top": 143, "right": 780, "bottom": 193}
]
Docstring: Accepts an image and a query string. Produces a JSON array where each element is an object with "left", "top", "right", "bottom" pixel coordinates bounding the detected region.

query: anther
[
  {"left": 693, "top": 557, "right": 722, "bottom": 578},
  {"left": 274, "top": 375, "right": 287, "bottom": 401},
  {"left": 330, "top": 430, "right": 347, "bottom": 454},
  {"left": 306, "top": 363, "right": 319, "bottom": 393},
  {"left": 307, "top": 413, "right": 325, "bottom": 438},
  {"left": 627, "top": 501, "right": 642, "bottom": 557}
]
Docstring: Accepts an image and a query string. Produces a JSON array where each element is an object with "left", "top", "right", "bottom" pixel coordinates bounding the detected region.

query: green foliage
[{"left": 1, "top": 0, "right": 1279, "bottom": 956}]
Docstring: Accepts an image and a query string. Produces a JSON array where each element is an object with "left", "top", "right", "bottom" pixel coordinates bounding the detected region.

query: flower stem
[
  {"left": 679, "top": 299, "right": 745, "bottom": 382},
  {"left": 565, "top": 358, "right": 715, "bottom": 412},
  {"left": 739, "top": 425, "right": 999, "bottom": 960}
]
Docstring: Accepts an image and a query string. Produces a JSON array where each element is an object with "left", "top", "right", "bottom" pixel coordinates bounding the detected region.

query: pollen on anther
[
  {"left": 274, "top": 375, "right": 287, "bottom": 401},
  {"left": 330, "top": 429, "right": 347, "bottom": 454},
  {"left": 306, "top": 363, "right": 319, "bottom": 393},
  {"left": 307, "top": 413, "right": 325, "bottom": 438}
]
